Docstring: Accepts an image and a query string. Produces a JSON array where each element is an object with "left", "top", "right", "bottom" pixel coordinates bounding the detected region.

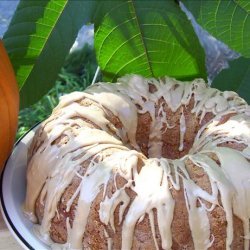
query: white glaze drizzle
[
  {"left": 24, "top": 75, "right": 250, "bottom": 250},
  {"left": 148, "top": 104, "right": 163, "bottom": 158},
  {"left": 104, "top": 229, "right": 113, "bottom": 250},
  {"left": 183, "top": 178, "right": 214, "bottom": 250},
  {"left": 179, "top": 107, "right": 186, "bottom": 151}
]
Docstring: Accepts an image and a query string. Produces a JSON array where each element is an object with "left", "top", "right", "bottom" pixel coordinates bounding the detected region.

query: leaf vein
[
  {"left": 103, "top": 33, "right": 141, "bottom": 69},
  {"left": 112, "top": 53, "right": 147, "bottom": 81},
  {"left": 96, "top": 17, "right": 136, "bottom": 62},
  {"left": 128, "top": 0, "right": 153, "bottom": 76}
]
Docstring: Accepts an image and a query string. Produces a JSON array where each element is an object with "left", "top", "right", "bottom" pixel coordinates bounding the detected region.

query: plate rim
[{"left": 0, "top": 123, "right": 41, "bottom": 250}]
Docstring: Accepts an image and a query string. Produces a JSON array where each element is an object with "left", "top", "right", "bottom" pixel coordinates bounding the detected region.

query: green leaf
[
  {"left": 183, "top": 0, "right": 250, "bottom": 57},
  {"left": 94, "top": 0, "right": 206, "bottom": 82},
  {"left": 3, "top": 0, "right": 96, "bottom": 109},
  {"left": 212, "top": 57, "right": 250, "bottom": 103}
]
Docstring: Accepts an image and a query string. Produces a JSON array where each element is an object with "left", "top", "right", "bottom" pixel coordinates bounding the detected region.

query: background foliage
[
  {"left": 4, "top": 0, "right": 97, "bottom": 108},
  {"left": 3, "top": 0, "right": 250, "bottom": 139},
  {"left": 94, "top": 1, "right": 206, "bottom": 81},
  {"left": 17, "top": 45, "right": 98, "bottom": 139},
  {"left": 183, "top": 0, "right": 250, "bottom": 57}
]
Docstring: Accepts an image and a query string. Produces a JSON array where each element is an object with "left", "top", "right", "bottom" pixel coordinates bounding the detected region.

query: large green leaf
[
  {"left": 3, "top": 0, "right": 96, "bottom": 108},
  {"left": 212, "top": 57, "right": 250, "bottom": 103},
  {"left": 183, "top": 0, "right": 250, "bottom": 57},
  {"left": 94, "top": 0, "right": 206, "bottom": 82}
]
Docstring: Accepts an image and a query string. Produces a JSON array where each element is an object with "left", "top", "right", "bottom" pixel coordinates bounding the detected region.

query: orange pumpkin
[{"left": 0, "top": 40, "right": 19, "bottom": 172}]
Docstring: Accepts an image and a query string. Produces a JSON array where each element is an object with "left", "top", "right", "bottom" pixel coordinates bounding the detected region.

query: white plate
[{"left": 0, "top": 124, "right": 49, "bottom": 250}]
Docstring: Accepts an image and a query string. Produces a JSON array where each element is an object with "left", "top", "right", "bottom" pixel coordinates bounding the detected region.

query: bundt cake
[{"left": 24, "top": 75, "right": 250, "bottom": 250}]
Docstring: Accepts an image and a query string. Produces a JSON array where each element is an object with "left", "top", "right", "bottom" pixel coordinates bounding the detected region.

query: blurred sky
[{"left": 0, "top": 0, "right": 19, "bottom": 38}]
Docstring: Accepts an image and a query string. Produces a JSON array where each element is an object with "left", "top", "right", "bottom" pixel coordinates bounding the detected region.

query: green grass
[{"left": 17, "top": 45, "right": 99, "bottom": 140}]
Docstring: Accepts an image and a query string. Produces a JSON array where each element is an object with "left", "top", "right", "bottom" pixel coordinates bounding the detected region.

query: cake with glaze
[{"left": 24, "top": 75, "right": 250, "bottom": 249}]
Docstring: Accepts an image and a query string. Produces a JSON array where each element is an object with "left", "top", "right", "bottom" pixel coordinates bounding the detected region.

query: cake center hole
[{"left": 135, "top": 98, "right": 202, "bottom": 160}]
